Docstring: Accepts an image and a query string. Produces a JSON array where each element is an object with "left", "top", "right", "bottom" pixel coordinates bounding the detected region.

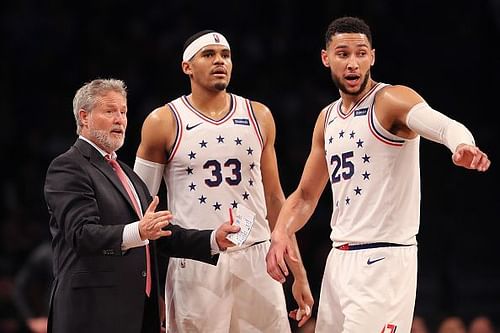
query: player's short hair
[{"left": 325, "top": 16, "right": 372, "bottom": 47}]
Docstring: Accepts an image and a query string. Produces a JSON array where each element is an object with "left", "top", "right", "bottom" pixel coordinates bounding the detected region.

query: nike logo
[
  {"left": 367, "top": 257, "right": 385, "bottom": 265},
  {"left": 328, "top": 116, "right": 338, "bottom": 125},
  {"left": 186, "top": 122, "right": 202, "bottom": 130}
]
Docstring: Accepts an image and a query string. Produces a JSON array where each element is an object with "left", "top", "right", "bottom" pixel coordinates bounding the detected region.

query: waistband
[
  {"left": 335, "top": 242, "right": 413, "bottom": 251},
  {"left": 225, "top": 239, "right": 269, "bottom": 253}
]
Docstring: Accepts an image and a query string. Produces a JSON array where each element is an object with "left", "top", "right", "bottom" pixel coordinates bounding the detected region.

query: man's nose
[{"left": 347, "top": 55, "right": 359, "bottom": 70}]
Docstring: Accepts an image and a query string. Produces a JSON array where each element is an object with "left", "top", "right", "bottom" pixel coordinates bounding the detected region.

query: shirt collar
[{"left": 79, "top": 135, "right": 117, "bottom": 159}]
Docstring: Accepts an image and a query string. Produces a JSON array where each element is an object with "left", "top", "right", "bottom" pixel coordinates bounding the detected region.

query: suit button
[{"left": 141, "top": 270, "right": 147, "bottom": 277}]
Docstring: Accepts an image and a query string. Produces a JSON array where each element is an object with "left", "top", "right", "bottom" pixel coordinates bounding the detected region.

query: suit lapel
[{"left": 74, "top": 139, "right": 141, "bottom": 218}]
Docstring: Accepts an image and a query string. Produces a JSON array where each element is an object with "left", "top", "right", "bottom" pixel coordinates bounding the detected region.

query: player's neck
[
  {"left": 340, "top": 79, "right": 376, "bottom": 113},
  {"left": 188, "top": 90, "right": 230, "bottom": 120}
]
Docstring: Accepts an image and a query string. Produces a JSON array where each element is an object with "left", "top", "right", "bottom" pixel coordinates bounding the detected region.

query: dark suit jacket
[{"left": 44, "top": 139, "right": 217, "bottom": 333}]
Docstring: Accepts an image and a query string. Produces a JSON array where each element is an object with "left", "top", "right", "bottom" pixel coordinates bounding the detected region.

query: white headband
[{"left": 182, "top": 32, "right": 230, "bottom": 61}]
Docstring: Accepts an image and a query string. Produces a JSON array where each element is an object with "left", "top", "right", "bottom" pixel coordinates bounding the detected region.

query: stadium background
[{"left": 1, "top": 0, "right": 498, "bottom": 331}]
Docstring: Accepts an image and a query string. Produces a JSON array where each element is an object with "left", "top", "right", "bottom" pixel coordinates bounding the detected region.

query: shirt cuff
[
  {"left": 122, "top": 221, "right": 149, "bottom": 251},
  {"left": 210, "top": 230, "right": 221, "bottom": 255}
]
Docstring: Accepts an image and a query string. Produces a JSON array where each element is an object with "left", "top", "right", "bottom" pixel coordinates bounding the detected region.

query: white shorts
[
  {"left": 315, "top": 244, "right": 417, "bottom": 333},
  {"left": 165, "top": 241, "right": 290, "bottom": 333}
]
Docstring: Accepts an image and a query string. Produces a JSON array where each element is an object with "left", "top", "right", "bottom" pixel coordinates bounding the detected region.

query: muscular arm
[
  {"left": 376, "top": 85, "right": 490, "bottom": 171},
  {"left": 276, "top": 110, "right": 330, "bottom": 237},
  {"left": 266, "top": 109, "right": 330, "bottom": 279},
  {"left": 134, "top": 105, "right": 176, "bottom": 194},
  {"left": 252, "top": 101, "right": 314, "bottom": 323}
]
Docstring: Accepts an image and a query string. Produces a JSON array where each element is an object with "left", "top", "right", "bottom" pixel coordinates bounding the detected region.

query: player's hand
[
  {"left": 215, "top": 222, "right": 240, "bottom": 251},
  {"left": 266, "top": 228, "right": 297, "bottom": 283},
  {"left": 452, "top": 144, "right": 490, "bottom": 171},
  {"left": 289, "top": 279, "right": 314, "bottom": 327},
  {"left": 139, "top": 196, "right": 173, "bottom": 240}
]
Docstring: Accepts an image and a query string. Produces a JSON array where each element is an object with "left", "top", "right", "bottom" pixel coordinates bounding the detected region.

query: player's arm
[
  {"left": 253, "top": 101, "right": 315, "bottom": 326},
  {"left": 377, "top": 85, "right": 490, "bottom": 171},
  {"left": 266, "top": 109, "right": 330, "bottom": 282},
  {"left": 134, "top": 105, "right": 175, "bottom": 195}
]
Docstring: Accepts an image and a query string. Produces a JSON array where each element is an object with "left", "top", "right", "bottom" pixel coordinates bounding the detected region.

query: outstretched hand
[
  {"left": 265, "top": 229, "right": 298, "bottom": 283},
  {"left": 139, "top": 196, "right": 173, "bottom": 240},
  {"left": 452, "top": 144, "right": 490, "bottom": 171}
]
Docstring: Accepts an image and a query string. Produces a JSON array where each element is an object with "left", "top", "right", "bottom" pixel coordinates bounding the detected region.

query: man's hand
[
  {"left": 266, "top": 228, "right": 297, "bottom": 283},
  {"left": 452, "top": 144, "right": 490, "bottom": 171},
  {"left": 139, "top": 196, "right": 173, "bottom": 240},
  {"left": 215, "top": 222, "right": 240, "bottom": 251},
  {"left": 289, "top": 279, "right": 314, "bottom": 328}
]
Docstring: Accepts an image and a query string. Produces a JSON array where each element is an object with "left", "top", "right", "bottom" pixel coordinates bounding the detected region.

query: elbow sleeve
[{"left": 406, "top": 102, "right": 475, "bottom": 153}]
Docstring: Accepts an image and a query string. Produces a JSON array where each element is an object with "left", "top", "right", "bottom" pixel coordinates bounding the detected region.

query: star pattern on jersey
[
  {"left": 182, "top": 133, "right": 258, "bottom": 211},
  {"left": 327, "top": 122, "right": 373, "bottom": 208}
]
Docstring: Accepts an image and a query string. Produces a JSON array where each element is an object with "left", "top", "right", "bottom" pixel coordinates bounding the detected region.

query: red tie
[{"left": 106, "top": 155, "right": 151, "bottom": 297}]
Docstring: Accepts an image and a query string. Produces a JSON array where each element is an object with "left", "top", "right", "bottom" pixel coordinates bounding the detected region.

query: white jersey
[
  {"left": 324, "top": 83, "right": 420, "bottom": 245},
  {"left": 164, "top": 93, "right": 270, "bottom": 246}
]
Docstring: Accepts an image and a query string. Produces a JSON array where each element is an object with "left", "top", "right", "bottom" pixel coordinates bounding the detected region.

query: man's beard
[
  {"left": 91, "top": 128, "right": 124, "bottom": 153},
  {"left": 214, "top": 82, "right": 228, "bottom": 91},
  {"left": 331, "top": 70, "right": 371, "bottom": 96}
]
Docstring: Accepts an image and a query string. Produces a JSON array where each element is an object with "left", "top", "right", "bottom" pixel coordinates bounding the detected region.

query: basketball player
[
  {"left": 134, "top": 30, "right": 313, "bottom": 332},
  {"left": 265, "top": 16, "right": 490, "bottom": 333}
]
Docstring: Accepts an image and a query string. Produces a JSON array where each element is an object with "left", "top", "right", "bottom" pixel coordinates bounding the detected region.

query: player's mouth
[
  {"left": 345, "top": 73, "right": 361, "bottom": 87},
  {"left": 211, "top": 67, "right": 227, "bottom": 77}
]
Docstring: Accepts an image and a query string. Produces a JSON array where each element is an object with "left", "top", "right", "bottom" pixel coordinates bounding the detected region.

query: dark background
[{"left": 1, "top": 0, "right": 498, "bottom": 332}]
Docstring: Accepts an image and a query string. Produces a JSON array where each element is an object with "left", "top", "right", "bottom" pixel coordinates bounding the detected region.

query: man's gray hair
[{"left": 73, "top": 78, "right": 127, "bottom": 134}]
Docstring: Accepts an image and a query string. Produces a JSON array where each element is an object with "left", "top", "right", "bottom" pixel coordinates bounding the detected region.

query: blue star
[
  {"left": 199, "top": 140, "right": 208, "bottom": 148},
  {"left": 362, "top": 153, "right": 370, "bottom": 163},
  {"left": 350, "top": 131, "right": 355, "bottom": 139},
  {"left": 247, "top": 147, "right": 254, "bottom": 155},
  {"left": 242, "top": 191, "right": 250, "bottom": 200},
  {"left": 354, "top": 186, "right": 362, "bottom": 195},
  {"left": 356, "top": 139, "right": 364, "bottom": 148},
  {"left": 248, "top": 179, "right": 254, "bottom": 186},
  {"left": 234, "top": 137, "right": 242, "bottom": 145},
  {"left": 213, "top": 202, "right": 222, "bottom": 210},
  {"left": 345, "top": 197, "right": 350, "bottom": 205},
  {"left": 339, "top": 130, "right": 345, "bottom": 138},
  {"left": 198, "top": 195, "right": 207, "bottom": 204},
  {"left": 216, "top": 135, "right": 224, "bottom": 143},
  {"left": 362, "top": 171, "right": 370, "bottom": 180},
  {"left": 250, "top": 162, "right": 256, "bottom": 170},
  {"left": 231, "top": 200, "right": 238, "bottom": 208},
  {"left": 188, "top": 182, "right": 196, "bottom": 191},
  {"left": 329, "top": 136, "right": 333, "bottom": 144},
  {"left": 188, "top": 151, "right": 196, "bottom": 160},
  {"left": 186, "top": 167, "right": 193, "bottom": 175}
]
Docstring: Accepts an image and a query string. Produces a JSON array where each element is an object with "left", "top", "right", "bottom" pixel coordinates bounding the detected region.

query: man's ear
[
  {"left": 181, "top": 61, "right": 192, "bottom": 75},
  {"left": 321, "top": 49, "right": 330, "bottom": 68},
  {"left": 79, "top": 109, "right": 88, "bottom": 126}
]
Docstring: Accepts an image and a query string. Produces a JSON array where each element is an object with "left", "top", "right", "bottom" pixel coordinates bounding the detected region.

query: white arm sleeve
[
  {"left": 406, "top": 102, "right": 475, "bottom": 153},
  {"left": 133, "top": 157, "right": 165, "bottom": 195}
]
